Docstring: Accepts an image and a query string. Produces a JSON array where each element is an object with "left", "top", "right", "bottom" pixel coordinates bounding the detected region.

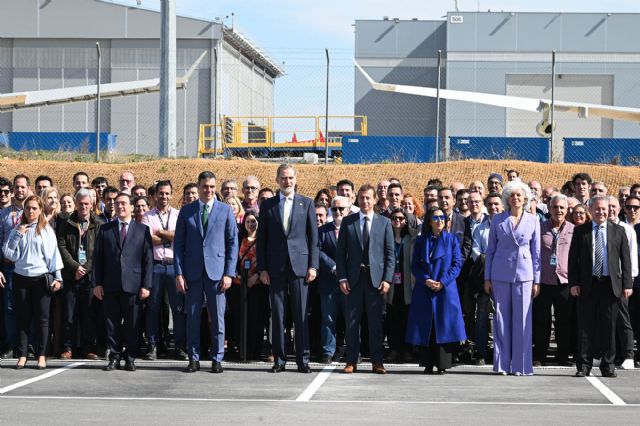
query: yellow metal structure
[{"left": 198, "top": 115, "right": 367, "bottom": 157}]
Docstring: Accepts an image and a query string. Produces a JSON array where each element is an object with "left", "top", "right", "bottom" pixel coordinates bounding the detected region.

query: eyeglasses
[
  {"left": 391, "top": 216, "right": 406, "bottom": 222},
  {"left": 432, "top": 215, "right": 446, "bottom": 222},
  {"left": 625, "top": 205, "right": 640, "bottom": 211},
  {"left": 331, "top": 206, "right": 348, "bottom": 212},
  {"left": 244, "top": 186, "right": 258, "bottom": 191},
  {"left": 574, "top": 211, "right": 586, "bottom": 215},
  {"left": 0, "top": 190, "right": 10, "bottom": 195}
]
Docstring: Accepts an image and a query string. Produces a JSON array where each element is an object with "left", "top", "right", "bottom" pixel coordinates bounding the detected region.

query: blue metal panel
[
  {"left": 449, "top": 137, "right": 549, "bottom": 162},
  {"left": 8, "top": 132, "right": 116, "bottom": 153},
  {"left": 564, "top": 138, "right": 640, "bottom": 166},
  {"left": 342, "top": 136, "right": 436, "bottom": 164}
]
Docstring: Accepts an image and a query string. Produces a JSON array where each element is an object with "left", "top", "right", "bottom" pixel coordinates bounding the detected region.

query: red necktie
[{"left": 120, "top": 222, "right": 128, "bottom": 244}]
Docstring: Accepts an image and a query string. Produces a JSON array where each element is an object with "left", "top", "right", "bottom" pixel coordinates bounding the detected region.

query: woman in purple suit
[
  {"left": 484, "top": 181, "right": 541, "bottom": 376},
  {"left": 406, "top": 207, "right": 465, "bottom": 374}
]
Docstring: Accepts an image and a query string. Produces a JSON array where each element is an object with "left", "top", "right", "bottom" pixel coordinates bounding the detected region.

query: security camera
[{"left": 535, "top": 105, "right": 555, "bottom": 137}]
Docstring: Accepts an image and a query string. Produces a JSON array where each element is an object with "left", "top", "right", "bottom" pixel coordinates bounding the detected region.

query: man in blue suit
[
  {"left": 174, "top": 171, "right": 238, "bottom": 373},
  {"left": 93, "top": 192, "right": 153, "bottom": 372},
  {"left": 336, "top": 184, "right": 395, "bottom": 374},
  {"left": 317, "top": 196, "right": 352, "bottom": 364},
  {"left": 257, "top": 164, "right": 319, "bottom": 373}
]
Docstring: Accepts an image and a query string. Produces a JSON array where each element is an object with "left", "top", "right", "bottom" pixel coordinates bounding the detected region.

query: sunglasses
[
  {"left": 331, "top": 206, "right": 348, "bottom": 212},
  {"left": 432, "top": 215, "right": 446, "bottom": 222},
  {"left": 0, "top": 190, "right": 10, "bottom": 195},
  {"left": 625, "top": 205, "right": 640, "bottom": 211},
  {"left": 391, "top": 216, "right": 406, "bottom": 222}
]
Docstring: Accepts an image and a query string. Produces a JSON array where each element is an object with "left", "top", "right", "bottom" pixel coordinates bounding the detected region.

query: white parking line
[
  {"left": 585, "top": 376, "right": 626, "bottom": 405},
  {"left": 295, "top": 366, "right": 336, "bottom": 401},
  {"left": 0, "top": 362, "right": 85, "bottom": 395}
]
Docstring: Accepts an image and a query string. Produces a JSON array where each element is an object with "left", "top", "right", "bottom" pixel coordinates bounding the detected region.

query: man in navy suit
[
  {"left": 174, "top": 171, "right": 238, "bottom": 373},
  {"left": 336, "top": 184, "right": 395, "bottom": 374},
  {"left": 257, "top": 164, "right": 319, "bottom": 373},
  {"left": 317, "top": 196, "right": 352, "bottom": 364},
  {"left": 93, "top": 192, "right": 153, "bottom": 372}
]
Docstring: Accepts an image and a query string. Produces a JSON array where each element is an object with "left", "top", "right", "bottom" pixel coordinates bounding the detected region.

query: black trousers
[
  {"left": 345, "top": 272, "right": 385, "bottom": 364},
  {"left": 533, "top": 283, "right": 575, "bottom": 362},
  {"left": 629, "top": 289, "right": 640, "bottom": 361},
  {"left": 615, "top": 296, "right": 635, "bottom": 361},
  {"left": 386, "top": 282, "right": 410, "bottom": 352},
  {"left": 576, "top": 278, "right": 618, "bottom": 373},
  {"left": 247, "top": 283, "right": 270, "bottom": 358},
  {"left": 419, "top": 319, "right": 455, "bottom": 371},
  {"left": 13, "top": 273, "right": 51, "bottom": 357},
  {"left": 62, "top": 281, "right": 95, "bottom": 354},
  {"left": 103, "top": 290, "right": 140, "bottom": 362}
]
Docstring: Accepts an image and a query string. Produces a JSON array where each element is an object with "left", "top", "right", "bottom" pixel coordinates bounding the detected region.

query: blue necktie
[{"left": 594, "top": 225, "right": 604, "bottom": 276}]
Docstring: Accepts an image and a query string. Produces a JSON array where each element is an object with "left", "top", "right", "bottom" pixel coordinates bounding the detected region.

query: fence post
[{"left": 435, "top": 50, "right": 442, "bottom": 163}]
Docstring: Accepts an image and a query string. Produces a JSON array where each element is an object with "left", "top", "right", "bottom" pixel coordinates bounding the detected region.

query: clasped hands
[{"left": 425, "top": 279, "right": 443, "bottom": 291}]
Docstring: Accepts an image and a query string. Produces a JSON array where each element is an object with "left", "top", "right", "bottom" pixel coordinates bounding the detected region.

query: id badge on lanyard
[
  {"left": 79, "top": 245, "right": 87, "bottom": 264},
  {"left": 393, "top": 272, "right": 402, "bottom": 285}
]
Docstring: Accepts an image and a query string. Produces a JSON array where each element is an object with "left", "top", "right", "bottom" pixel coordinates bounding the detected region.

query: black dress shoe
[
  {"left": 104, "top": 359, "right": 120, "bottom": 371},
  {"left": 185, "top": 360, "right": 200, "bottom": 373},
  {"left": 174, "top": 348, "right": 189, "bottom": 361},
  {"left": 211, "top": 361, "right": 224, "bottom": 373},
  {"left": 601, "top": 370, "right": 617, "bottom": 378},
  {"left": 297, "top": 364, "right": 312, "bottom": 373},
  {"left": 271, "top": 363, "right": 285, "bottom": 373},
  {"left": 124, "top": 361, "right": 136, "bottom": 372},
  {"left": 318, "top": 354, "right": 332, "bottom": 364},
  {"left": 437, "top": 369, "right": 447, "bottom": 375},
  {"left": 143, "top": 346, "right": 157, "bottom": 361}
]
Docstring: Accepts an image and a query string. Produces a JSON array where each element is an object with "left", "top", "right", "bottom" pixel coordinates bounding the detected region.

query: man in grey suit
[
  {"left": 336, "top": 184, "right": 395, "bottom": 374},
  {"left": 174, "top": 171, "right": 238, "bottom": 373},
  {"left": 257, "top": 164, "right": 319, "bottom": 373}
]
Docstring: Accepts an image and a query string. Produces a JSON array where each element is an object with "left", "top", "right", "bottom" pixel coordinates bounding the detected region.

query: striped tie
[{"left": 594, "top": 224, "right": 604, "bottom": 276}]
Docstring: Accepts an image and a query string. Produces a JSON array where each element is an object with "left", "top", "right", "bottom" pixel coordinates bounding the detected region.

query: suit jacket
[
  {"left": 174, "top": 200, "right": 238, "bottom": 282},
  {"left": 384, "top": 232, "right": 416, "bottom": 305},
  {"left": 57, "top": 212, "right": 104, "bottom": 285},
  {"left": 568, "top": 221, "right": 632, "bottom": 298},
  {"left": 449, "top": 211, "right": 465, "bottom": 246},
  {"left": 92, "top": 220, "right": 153, "bottom": 294},
  {"left": 256, "top": 193, "right": 319, "bottom": 277},
  {"left": 317, "top": 221, "right": 339, "bottom": 295},
  {"left": 484, "top": 211, "right": 541, "bottom": 283},
  {"left": 335, "top": 213, "right": 395, "bottom": 288}
]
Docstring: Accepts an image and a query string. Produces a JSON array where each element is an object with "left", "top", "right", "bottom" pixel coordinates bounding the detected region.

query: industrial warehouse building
[
  {"left": 355, "top": 12, "right": 640, "bottom": 152},
  {"left": 0, "top": 0, "right": 283, "bottom": 156}
]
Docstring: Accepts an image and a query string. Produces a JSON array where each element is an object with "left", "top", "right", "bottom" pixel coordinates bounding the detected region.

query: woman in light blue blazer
[{"left": 484, "top": 181, "right": 541, "bottom": 376}]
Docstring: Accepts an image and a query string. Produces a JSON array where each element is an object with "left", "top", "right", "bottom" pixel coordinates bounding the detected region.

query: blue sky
[{"left": 108, "top": 1, "right": 640, "bottom": 119}]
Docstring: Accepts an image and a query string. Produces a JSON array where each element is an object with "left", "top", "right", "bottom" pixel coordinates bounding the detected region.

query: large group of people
[{"left": 0, "top": 167, "right": 638, "bottom": 378}]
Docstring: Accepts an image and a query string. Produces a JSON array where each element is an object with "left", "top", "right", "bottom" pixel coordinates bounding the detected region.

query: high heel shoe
[
  {"left": 37, "top": 357, "right": 47, "bottom": 370},
  {"left": 16, "top": 357, "right": 27, "bottom": 370}
]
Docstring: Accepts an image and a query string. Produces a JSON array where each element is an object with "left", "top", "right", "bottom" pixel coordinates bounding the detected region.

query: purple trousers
[{"left": 492, "top": 280, "right": 534, "bottom": 375}]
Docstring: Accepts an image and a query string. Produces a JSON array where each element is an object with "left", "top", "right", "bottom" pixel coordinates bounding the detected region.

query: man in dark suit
[
  {"left": 257, "top": 164, "right": 319, "bottom": 373},
  {"left": 174, "top": 171, "right": 238, "bottom": 373},
  {"left": 438, "top": 187, "right": 465, "bottom": 245},
  {"left": 93, "top": 192, "right": 153, "bottom": 371},
  {"left": 317, "top": 196, "right": 351, "bottom": 364},
  {"left": 569, "top": 195, "right": 633, "bottom": 378},
  {"left": 336, "top": 184, "right": 395, "bottom": 374}
]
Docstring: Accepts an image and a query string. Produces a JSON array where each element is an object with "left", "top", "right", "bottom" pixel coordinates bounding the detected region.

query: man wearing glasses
[
  {"left": 220, "top": 179, "right": 239, "bottom": 199},
  {"left": 242, "top": 176, "right": 261, "bottom": 216},
  {"left": 0, "top": 178, "right": 11, "bottom": 209},
  {"left": 118, "top": 171, "right": 136, "bottom": 195},
  {"left": 317, "top": 196, "right": 351, "bottom": 364},
  {"left": 624, "top": 195, "right": 640, "bottom": 226}
]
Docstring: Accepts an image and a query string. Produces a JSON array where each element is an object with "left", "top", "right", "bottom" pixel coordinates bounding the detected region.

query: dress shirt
[
  {"left": 470, "top": 214, "right": 490, "bottom": 262},
  {"left": 592, "top": 221, "right": 609, "bottom": 276},
  {"left": 613, "top": 218, "right": 639, "bottom": 278},
  {"left": 2, "top": 223, "right": 63, "bottom": 281},
  {"left": 359, "top": 211, "right": 374, "bottom": 236},
  {"left": 117, "top": 219, "right": 131, "bottom": 235},
  {"left": 142, "top": 207, "right": 179, "bottom": 261},
  {"left": 279, "top": 192, "right": 294, "bottom": 231},
  {"left": 539, "top": 220, "right": 573, "bottom": 285},
  {"left": 198, "top": 199, "right": 215, "bottom": 232}
]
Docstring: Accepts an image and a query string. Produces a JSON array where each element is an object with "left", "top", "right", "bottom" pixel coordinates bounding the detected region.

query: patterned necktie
[
  {"left": 594, "top": 224, "right": 604, "bottom": 276},
  {"left": 202, "top": 204, "right": 210, "bottom": 236},
  {"left": 120, "top": 222, "right": 128, "bottom": 244}
]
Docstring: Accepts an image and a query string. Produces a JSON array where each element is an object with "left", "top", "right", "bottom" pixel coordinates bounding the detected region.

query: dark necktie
[
  {"left": 120, "top": 222, "right": 128, "bottom": 244},
  {"left": 362, "top": 216, "right": 370, "bottom": 266},
  {"left": 594, "top": 224, "right": 604, "bottom": 276},
  {"left": 202, "top": 204, "right": 210, "bottom": 236}
]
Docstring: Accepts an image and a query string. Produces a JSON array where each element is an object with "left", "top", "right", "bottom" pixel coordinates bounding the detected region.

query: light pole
[
  {"left": 95, "top": 42, "right": 101, "bottom": 162},
  {"left": 159, "top": 0, "right": 177, "bottom": 158}
]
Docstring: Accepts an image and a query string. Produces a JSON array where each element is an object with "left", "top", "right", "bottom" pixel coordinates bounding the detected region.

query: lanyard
[
  {"left": 156, "top": 208, "right": 171, "bottom": 231},
  {"left": 394, "top": 241, "right": 403, "bottom": 265},
  {"left": 551, "top": 227, "right": 560, "bottom": 256}
]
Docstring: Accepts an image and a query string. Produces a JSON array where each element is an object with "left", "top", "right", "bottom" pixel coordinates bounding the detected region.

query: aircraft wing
[
  {"left": 354, "top": 60, "right": 640, "bottom": 123},
  {"left": 0, "top": 51, "right": 207, "bottom": 113}
]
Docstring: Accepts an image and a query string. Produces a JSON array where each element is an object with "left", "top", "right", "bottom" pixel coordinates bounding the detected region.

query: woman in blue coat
[{"left": 406, "top": 206, "right": 466, "bottom": 374}]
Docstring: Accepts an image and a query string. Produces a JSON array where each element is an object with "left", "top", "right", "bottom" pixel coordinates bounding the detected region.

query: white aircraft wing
[
  {"left": 354, "top": 60, "right": 640, "bottom": 123},
  {"left": 0, "top": 51, "right": 207, "bottom": 113}
]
